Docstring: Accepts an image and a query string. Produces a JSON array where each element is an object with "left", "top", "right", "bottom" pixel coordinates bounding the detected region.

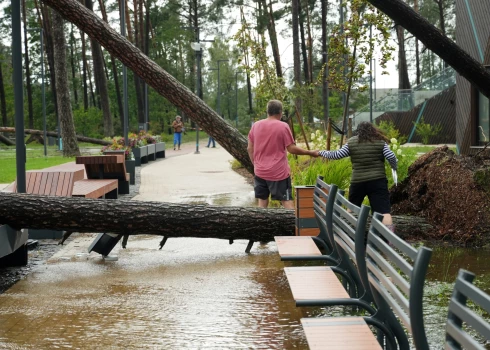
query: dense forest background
[{"left": 0, "top": 0, "right": 456, "bottom": 140}]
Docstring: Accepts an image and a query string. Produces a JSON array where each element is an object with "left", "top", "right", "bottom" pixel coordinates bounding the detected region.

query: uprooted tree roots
[{"left": 390, "top": 146, "right": 490, "bottom": 246}]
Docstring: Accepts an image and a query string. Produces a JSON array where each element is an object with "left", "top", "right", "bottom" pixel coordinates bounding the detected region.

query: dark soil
[
  {"left": 233, "top": 166, "right": 254, "bottom": 186},
  {"left": 390, "top": 146, "right": 490, "bottom": 246}
]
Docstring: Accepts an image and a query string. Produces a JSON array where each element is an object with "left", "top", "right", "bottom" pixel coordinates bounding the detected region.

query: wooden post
[{"left": 294, "top": 186, "right": 319, "bottom": 236}]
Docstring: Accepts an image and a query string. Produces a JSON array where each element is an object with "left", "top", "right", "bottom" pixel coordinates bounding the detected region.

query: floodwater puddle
[{"left": 1, "top": 232, "right": 490, "bottom": 348}]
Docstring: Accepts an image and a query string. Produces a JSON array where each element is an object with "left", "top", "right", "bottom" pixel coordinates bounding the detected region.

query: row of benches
[{"left": 275, "top": 176, "right": 490, "bottom": 349}]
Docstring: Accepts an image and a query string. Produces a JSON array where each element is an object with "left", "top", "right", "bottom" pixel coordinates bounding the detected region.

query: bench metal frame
[
  {"left": 356, "top": 212, "right": 433, "bottom": 350},
  {"left": 445, "top": 269, "right": 490, "bottom": 350}
]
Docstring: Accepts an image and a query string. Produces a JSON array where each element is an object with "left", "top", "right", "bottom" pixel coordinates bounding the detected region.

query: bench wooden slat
[
  {"left": 274, "top": 236, "right": 322, "bottom": 257},
  {"left": 44, "top": 172, "right": 54, "bottom": 196},
  {"left": 301, "top": 317, "right": 382, "bottom": 350},
  {"left": 284, "top": 266, "right": 349, "bottom": 300},
  {"left": 72, "top": 179, "right": 118, "bottom": 199}
]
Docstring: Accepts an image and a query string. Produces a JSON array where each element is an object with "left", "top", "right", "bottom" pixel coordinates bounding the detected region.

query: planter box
[
  {"left": 155, "top": 142, "right": 166, "bottom": 158},
  {"left": 125, "top": 159, "right": 136, "bottom": 185},
  {"left": 0, "top": 225, "right": 28, "bottom": 266},
  {"left": 147, "top": 144, "right": 156, "bottom": 161},
  {"left": 294, "top": 186, "right": 319, "bottom": 236},
  {"left": 132, "top": 146, "right": 148, "bottom": 166}
]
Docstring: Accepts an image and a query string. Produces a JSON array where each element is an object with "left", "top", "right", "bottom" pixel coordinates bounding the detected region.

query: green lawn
[{"left": 0, "top": 156, "right": 75, "bottom": 183}]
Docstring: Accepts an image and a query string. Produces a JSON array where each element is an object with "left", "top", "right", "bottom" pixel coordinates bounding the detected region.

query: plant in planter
[{"left": 101, "top": 138, "right": 132, "bottom": 160}]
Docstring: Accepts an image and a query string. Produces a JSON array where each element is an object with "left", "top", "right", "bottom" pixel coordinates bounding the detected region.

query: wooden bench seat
[
  {"left": 296, "top": 210, "right": 433, "bottom": 350},
  {"left": 72, "top": 179, "right": 118, "bottom": 199},
  {"left": 76, "top": 155, "right": 130, "bottom": 194},
  {"left": 284, "top": 266, "right": 350, "bottom": 302},
  {"left": 301, "top": 317, "right": 382, "bottom": 350},
  {"left": 275, "top": 177, "right": 339, "bottom": 262}
]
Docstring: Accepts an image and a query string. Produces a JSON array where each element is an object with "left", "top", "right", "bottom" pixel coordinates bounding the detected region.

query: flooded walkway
[
  {"left": 2, "top": 144, "right": 490, "bottom": 349},
  {"left": 0, "top": 144, "right": 309, "bottom": 349}
]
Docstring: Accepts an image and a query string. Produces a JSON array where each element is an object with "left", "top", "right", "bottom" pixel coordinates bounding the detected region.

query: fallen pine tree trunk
[
  {"left": 0, "top": 127, "right": 111, "bottom": 146},
  {"left": 0, "top": 133, "right": 14, "bottom": 146},
  {"left": 0, "top": 192, "right": 432, "bottom": 243},
  {"left": 0, "top": 192, "right": 295, "bottom": 242}
]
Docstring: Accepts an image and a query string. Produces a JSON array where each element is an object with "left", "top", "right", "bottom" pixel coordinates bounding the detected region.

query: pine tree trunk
[
  {"left": 0, "top": 64, "right": 7, "bottom": 127},
  {"left": 0, "top": 193, "right": 295, "bottom": 242},
  {"left": 364, "top": 0, "right": 490, "bottom": 98},
  {"left": 0, "top": 127, "right": 111, "bottom": 145},
  {"left": 22, "top": 0, "right": 35, "bottom": 130},
  {"left": 52, "top": 10, "right": 81, "bottom": 157},
  {"left": 41, "top": 0, "right": 254, "bottom": 174},
  {"left": 85, "top": 0, "right": 113, "bottom": 137}
]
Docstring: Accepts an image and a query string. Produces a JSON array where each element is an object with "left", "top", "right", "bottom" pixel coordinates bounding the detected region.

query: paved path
[{"left": 48, "top": 142, "right": 256, "bottom": 262}]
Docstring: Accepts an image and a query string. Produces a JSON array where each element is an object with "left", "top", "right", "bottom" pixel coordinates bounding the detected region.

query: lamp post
[
  {"left": 12, "top": 0, "right": 25, "bottom": 193},
  {"left": 235, "top": 71, "right": 244, "bottom": 128},
  {"left": 209, "top": 59, "right": 228, "bottom": 118},
  {"left": 120, "top": 0, "right": 129, "bottom": 146}
]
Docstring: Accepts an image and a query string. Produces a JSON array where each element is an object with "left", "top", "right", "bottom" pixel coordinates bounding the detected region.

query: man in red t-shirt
[{"left": 247, "top": 100, "right": 318, "bottom": 209}]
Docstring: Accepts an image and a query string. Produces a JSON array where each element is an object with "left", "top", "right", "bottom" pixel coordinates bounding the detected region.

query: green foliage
[
  {"left": 377, "top": 120, "right": 407, "bottom": 144},
  {"left": 385, "top": 138, "right": 417, "bottom": 187},
  {"left": 289, "top": 156, "right": 352, "bottom": 190},
  {"left": 73, "top": 107, "right": 103, "bottom": 139},
  {"left": 414, "top": 117, "right": 442, "bottom": 145},
  {"left": 0, "top": 156, "right": 74, "bottom": 183}
]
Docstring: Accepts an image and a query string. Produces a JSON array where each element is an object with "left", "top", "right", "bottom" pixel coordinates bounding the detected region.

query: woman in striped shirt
[{"left": 318, "top": 122, "right": 398, "bottom": 231}]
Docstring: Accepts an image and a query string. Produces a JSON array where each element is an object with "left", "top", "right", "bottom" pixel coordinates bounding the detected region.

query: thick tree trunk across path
[{"left": 0, "top": 193, "right": 295, "bottom": 241}]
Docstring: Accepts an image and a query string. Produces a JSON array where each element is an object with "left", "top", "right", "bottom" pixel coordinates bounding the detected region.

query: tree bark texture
[
  {"left": 22, "top": 0, "right": 35, "bottom": 130},
  {"left": 0, "top": 127, "right": 111, "bottom": 145},
  {"left": 0, "top": 134, "right": 14, "bottom": 146},
  {"left": 0, "top": 64, "right": 7, "bottom": 127},
  {"left": 0, "top": 193, "right": 295, "bottom": 242},
  {"left": 52, "top": 10, "right": 81, "bottom": 157},
  {"left": 366, "top": 0, "right": 490, "bottom": 98},
  {"left": 85, "top": 0, "right": 113, "bottom": 137},
  {"left": 41, "top": 0, "right": 254, "bottom": 174}
]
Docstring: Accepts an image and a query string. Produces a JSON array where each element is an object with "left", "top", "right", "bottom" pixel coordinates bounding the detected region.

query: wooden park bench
[
  {"left": 284, "top": 190, "right": 373, "bottom": 308},
  {"left": 274, "top": 177, "right": 340, "bottom": 263},
  {"left": 294, "top": 210, "right": 433, "bottom": 350},
  {"left": 76, "top": 154, "right": 130, "bottom": 195},
  {"left": 445, "top": 269, "right": 490, "bottom": 349}
]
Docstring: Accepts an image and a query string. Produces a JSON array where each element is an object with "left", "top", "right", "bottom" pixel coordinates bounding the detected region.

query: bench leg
[
  {"left": 245, "top": 240, "right": 254, "bottom": 253},
  {"left": 105, "top": 188, "right": 118, "bottom": 199},
  {"left": 118, "top": 181, "right": 130, "bottom": 195}
]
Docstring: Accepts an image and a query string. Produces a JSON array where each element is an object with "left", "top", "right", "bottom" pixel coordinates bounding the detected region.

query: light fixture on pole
[
  {"left": 235, "top": 71, "right": 244, "bottom": 128},
  {"left": 209, "top": 59, "right": 228, "bottom": 119}
]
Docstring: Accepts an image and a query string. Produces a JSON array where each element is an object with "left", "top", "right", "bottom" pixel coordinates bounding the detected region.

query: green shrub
[
  {"left": 377, "top": 120, "right": 407, "bottom": 144},
  {"left": 414, "top": 117, "right": 442, "bottom": 145}
]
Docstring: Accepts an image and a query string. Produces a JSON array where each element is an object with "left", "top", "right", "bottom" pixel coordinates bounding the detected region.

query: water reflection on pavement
[{"left": 0, "top": 235, "right": 310, "bottom": 349}]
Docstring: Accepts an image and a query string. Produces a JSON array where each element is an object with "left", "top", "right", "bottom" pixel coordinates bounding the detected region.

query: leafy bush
[
  {"left": 414, "top": 117, "right": 442, "bottom": 145},
  {"left": 377, "top": 120, "right": 407, "bottom": 144}
]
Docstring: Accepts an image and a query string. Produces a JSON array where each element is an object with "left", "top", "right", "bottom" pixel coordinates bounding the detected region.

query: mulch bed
[{"left": 390, "top": 146, "right": 490, "bottom": 246}]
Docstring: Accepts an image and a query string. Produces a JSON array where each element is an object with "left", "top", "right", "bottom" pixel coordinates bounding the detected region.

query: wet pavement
[
  {"left": 0, "top": 143, "right": 311, "bottom": 349},
  {"left": 2, "top": 143, "right": 490, "bottom": 349}
]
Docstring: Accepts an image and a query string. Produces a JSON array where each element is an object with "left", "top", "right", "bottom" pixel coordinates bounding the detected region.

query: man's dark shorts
[
  {"left": 348, "top": 178, "right": 391, "bottom": 214},
  {"left": 254, "top": 175, "right": 293, "bottom": 201}
]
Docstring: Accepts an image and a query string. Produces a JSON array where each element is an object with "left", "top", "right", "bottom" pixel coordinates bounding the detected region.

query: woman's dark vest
[{"left": 348, "top": 136, "right": 386, "bottom": 183}]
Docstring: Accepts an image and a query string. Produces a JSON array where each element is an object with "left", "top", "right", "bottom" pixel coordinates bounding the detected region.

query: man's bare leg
[
  {"left": 281, "top": 200, "right": 294, "bottom": 209},
  {"left": 258, "top": 199, "right": 269, "bottom": 208}
]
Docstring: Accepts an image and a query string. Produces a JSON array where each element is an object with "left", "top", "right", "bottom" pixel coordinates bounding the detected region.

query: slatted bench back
[
  {"left": 312, "top": 177, "right": 339, "bottom": 251},
  {"left": 445, "top": 269, "right": 490, "bottom": 350},
  {"left": 76, "top": 155, "right": 129, "bottom": 181},
  {"left": 331, "top": 191, "right": 371, "bottom": 298},
  {"left": 20, "top": 171, "right": 77, "bottom": 196},
  {"left": 358, "top": 212, "right": 433, "bottom": 350}
]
